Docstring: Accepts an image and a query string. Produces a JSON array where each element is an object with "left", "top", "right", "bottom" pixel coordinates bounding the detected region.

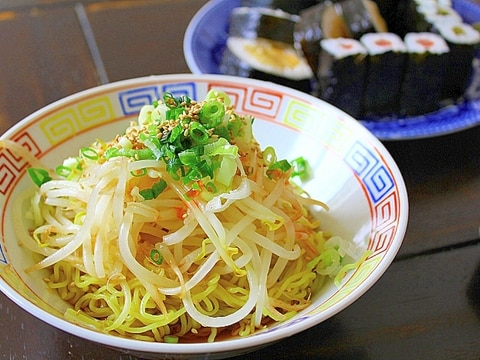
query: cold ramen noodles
[{"left": 5, "top": 90, "right": 366, "bottom": 343}]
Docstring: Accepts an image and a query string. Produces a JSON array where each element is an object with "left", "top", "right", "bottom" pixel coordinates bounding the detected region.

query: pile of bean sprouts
[{"left": 6, "top": 90, "right": 363, "bottom": 343}]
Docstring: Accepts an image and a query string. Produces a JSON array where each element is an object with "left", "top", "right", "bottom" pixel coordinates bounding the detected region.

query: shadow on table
[
  {"left": 467, "top": 257, "right": 480, "bottom": 320},
  {"left": 236, "top": 317, "right": 370, "bottom": 360}
]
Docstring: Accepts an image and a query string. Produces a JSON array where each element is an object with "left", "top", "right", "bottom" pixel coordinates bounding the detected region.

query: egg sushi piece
[
  {"left": 399, "top": 32, "right": 450, "bottom": 116},
  {"left": 220, "top": 36, "right": 313, "bottom": 91},
  {"left": 220, "top": 6, "right": 313, "bottom": 92},
  {"left": 434, "top": 21, "right": 480, "bottom": 102},
  {"left": 360, "top": 33, "right": 407, "bottom": 117},
  {"left": 317, "top": 38, "right": 368, "bottom": 118}
]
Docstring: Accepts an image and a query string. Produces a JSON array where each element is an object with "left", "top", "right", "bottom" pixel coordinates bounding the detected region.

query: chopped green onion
[
  {"left": 168, "top": 124, "right": 184, "bottom": 144},
  {"left": 80, "top": 147, "right": 98, "bottom": 160},
  {"left": 164, "top": 335, "right": 179, "bottom": 343},
  {"left": 160, "top": 144, "right": 176, "bottom": 161},
  {"left": 56, "top": 165, "right": 73, "bottom": 178},
  {"left": 205, "top": 89, "right": 231, "bottom": 106},
  {"left": 215, "top": 156, "right": 237, "bottom": 187},
  {"left": 27, "top": 168, "right": 52, "bottom": 187},
  {"left": 150, "top": 249, "right": 163, "bottom": 265},
  {"left": 165, "top": 157, "right": 182, "bottom": 181},
  {"left": 166, "top": 107, "right": 184, "bottom": 120},
  {"left": 104, "top": 147, "right": 154, "bottom": 160},
  {"left": 139, "top": 179, "right": 167, "bottom": 200},
  {"left": 266, "top": 159, "right": 292, "bottom": 179},
  {"left": 130, "top": 168, "right": 147, "bottom": 177},
  {"left": 228, "top": 116, "right": 243, "bottom": 138},
  {"left": 152, "top": 179, "right": 167, "bottom": 197},
  {"left": 205, "top": 181, "right": 217, "bottom": 193},
  {"left": 199, "top": 100, "right": 225, "bottom": 128},
  {"left": 133, "top": 148, "right": 156, "bottom": 160},
  {"left": 263, "top": 146, "right": 277, "bottom": 166},
  {"left": 139, "top": 188, "right": 154, "bottom": 200},
  {"left": 178, "top": 149, "right": 199, "bottom": 165},
  {"left": 183, "top": 167, "right": 204, "bottom": 184},
  {"left": 179, "top": 94, "right": 191, "bottom": 106},
  {"left": 213, "top": 125, "right": 230, "bottom": 141},
  {"left": 196, "top": 159, "right": 214, "bottom": 178},
  {"left": 163, "top": 92, "right": 179, "bottom": 109},
  {"left": 139, "top": 133, "right": 162, "bottom": 160},
  {"left": 189, "top": 122, "right": 209, "bottom": 144},
  {"left": 291, "top": 156, "right": 310, "bottom": 181},
  {"left": 204, "top": 138, "right": 238, "bottom": 157}
]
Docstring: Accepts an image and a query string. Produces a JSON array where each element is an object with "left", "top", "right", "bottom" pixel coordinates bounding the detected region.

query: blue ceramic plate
[{"left": 184, "top": 0, "right": 480, "bottom": 140}]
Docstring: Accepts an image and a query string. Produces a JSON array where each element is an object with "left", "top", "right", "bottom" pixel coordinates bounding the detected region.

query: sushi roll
[
  {"left": 373, "top": 0, "right": 403, "bottom": 28},
  {"left": 408, "top": 3, "right": 462, "bottom": 34},
  {"left": 399, "top": 32, "right": 450, "bottom": 116},
  {"left": 419, "top": 4, "right": 462, "bottom": 25},
  {"left": 373, "top": 0, "right": 420, "bottom": 37},
  {"left": 317, "top": 38, "right": 368, "bottom": 118},
  {"left": 360, "top": 33, "right": 407, "bottom": 117},
  {"left": 434, "top": 21, "right": 480, "bottom": 102},
  {"left": 219, "top": 6, "right": 313, "bottom": 92},
  {"left": 228, "top": 7, "right": 299, "bottom": 44},
  {"left": 294, "top": 2, "right": 349, "bottom": 79},
  {"left": 220, "top": 37, "right": 313, "bottom": 92},
  {"left": 335, "top": 0, "right": 388, "bottom": 39}
]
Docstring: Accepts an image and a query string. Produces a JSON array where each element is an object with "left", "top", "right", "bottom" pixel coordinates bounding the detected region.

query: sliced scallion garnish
[{"left": 27, "top": 168, "right": 52, "bottom": 187}]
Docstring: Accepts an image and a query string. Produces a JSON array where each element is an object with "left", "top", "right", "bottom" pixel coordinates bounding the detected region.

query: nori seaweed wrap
[
  {"left": 317, "top": 38, "right": 368, "bottom": 118},
  {"left": 336, "top": 0, "right": 388, "bottom": 39},
  {"left": 372, "top": 0, "right": 423, "bottom": 37},
  {"left": 229, "top": 7, "right": 299, "bottom": 44},
  {"left": 399, "top": 32, "right": 450, "bottom": 116},
  {"left": 240, "top": 0, "right": 320, "bottom": 15},
  {"left": 360, "top": 33, "right": 407, "bottom": 117},
  {"left": 434, "top": 21, "right": 480, "bottom": 102},
  {"left": 295, "top": 2, "right": 350, "bottom": 79}
]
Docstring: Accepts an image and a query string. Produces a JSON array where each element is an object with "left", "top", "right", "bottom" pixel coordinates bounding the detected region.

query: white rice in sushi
[
  {"left": 320, "top": 38, "right": 368, "bottom": 59},
  {"left": 418, "top": 4, "right": 463, "bottom": 24},
  {"left": 434, "top": 22, "right": 480, "bottom": 45},
  {"left": 404, "top": 32, "right": 449, "bottom": 54},
  {"left": 360, "top": 32, "right": 407, "bottom": 55}
]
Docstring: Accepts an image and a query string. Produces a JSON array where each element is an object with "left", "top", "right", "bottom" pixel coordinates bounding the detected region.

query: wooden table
[{"left": 1, "top": 1, "right": 480, "bottom": 359}]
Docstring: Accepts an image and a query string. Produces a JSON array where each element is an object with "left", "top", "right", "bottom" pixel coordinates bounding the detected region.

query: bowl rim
[
  {"left": 0, "top": 73, "right": 409, "bottom": 356},
  {"left": 183, "top": 0, "right": 235, "bottom": 75}
]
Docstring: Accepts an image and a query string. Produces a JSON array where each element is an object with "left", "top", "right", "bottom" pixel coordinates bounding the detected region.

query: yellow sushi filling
[{"left": 243, "top": 38, "right": 302, "bottom": 69}]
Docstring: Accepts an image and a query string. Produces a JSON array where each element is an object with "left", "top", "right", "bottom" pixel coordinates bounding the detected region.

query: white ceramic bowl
[{"left": 0, "top": 74, "right": 408, "bottom": 359}]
